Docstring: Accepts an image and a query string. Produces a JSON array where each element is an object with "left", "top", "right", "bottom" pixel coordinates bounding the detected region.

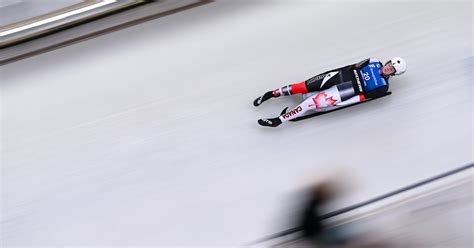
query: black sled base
[{"left": 283, "top": 92, "right": 392, "bottom": 122}]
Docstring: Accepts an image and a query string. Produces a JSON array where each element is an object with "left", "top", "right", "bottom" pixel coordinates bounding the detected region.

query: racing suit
[{"left": 274, "top": 58, "right": 390, "bottom": 122}]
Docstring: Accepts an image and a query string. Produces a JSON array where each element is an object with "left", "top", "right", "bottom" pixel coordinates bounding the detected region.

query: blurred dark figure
[
  {"left": 288, "top": 180, "right": 407, "bottom": 248},
  {"left": 295, "top": 180, "right": 348, "bottom": 247},
  {"left": 300, "top": 182, "right": 332, "bottom": 238}
]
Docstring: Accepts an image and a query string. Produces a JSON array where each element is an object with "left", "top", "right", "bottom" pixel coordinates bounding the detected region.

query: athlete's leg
[
  {"left": 258, "top": 85, "right": 347, "bottom": 127},
  {"left": 253, "top": 80, "right": 308, "bottom": 107},
  {"left": 253, "top": 71, "right": 341, "bottom": 107},
  {"left": 278, "top": 88, "right": 340, "bottom": 123}
]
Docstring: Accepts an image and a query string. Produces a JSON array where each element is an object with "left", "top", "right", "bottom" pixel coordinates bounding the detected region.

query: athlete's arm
[
  {"left": 354, "top": 58, "right": 371, "bottom": 69},
  {"left": 364, "top": 85, "right": 389, "bottom": 99}
]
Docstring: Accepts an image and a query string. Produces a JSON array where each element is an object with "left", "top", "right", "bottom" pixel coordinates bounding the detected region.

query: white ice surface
[{"left": 1, "top": 0, "right": 472, "bottom": 246}]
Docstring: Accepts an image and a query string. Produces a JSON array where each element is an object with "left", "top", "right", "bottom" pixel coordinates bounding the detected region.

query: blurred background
[{"left": 1, "top": 0, "right": 472, "bottom": 246}]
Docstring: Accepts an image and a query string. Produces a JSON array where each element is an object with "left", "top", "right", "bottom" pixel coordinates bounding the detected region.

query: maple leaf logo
[{"left": 309, "top": 92, "right": 337, "bottom": 109}]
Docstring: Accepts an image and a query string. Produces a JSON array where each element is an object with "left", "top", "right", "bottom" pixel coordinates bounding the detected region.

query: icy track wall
[{"left": 1, "top": 0, "right": 472, "bottom": 246}]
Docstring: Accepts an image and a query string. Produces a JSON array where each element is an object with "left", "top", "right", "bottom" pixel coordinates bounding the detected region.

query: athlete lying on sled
[{"left": 253, "top": 57, "right": 407, "bottom": 127}]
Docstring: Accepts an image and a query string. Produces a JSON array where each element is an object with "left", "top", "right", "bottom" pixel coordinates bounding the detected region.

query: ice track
[{"left": 1, "top": 0, "right": 472, "bottom": 245}]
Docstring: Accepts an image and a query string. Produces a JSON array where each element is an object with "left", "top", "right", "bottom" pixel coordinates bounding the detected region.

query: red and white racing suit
[{"left": 272, "top": 58, "right": 389, "bottom": 122}]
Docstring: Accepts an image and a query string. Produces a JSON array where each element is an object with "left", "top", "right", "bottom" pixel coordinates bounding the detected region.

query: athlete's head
[{"left": 381, "top": 57, "right": 407, "bottom": 77}]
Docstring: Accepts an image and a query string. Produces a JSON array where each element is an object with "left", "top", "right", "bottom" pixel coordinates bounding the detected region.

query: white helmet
[{"left": 388, "top": 57, "right": 407, "bottom": 75}]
